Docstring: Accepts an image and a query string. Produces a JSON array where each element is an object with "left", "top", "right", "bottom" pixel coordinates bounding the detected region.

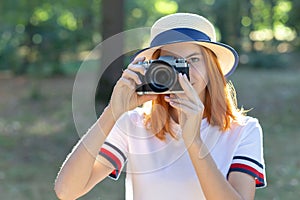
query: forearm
[
  {"left": 54, "top": 105, "right": 117, "bottom": 199},
  {"left": 186, "top": 140, "right": 242, "bottom": 200}
]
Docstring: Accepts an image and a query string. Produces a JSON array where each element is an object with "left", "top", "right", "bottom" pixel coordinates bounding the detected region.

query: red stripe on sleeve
[
  {"left": 101, "top": 148, "right": 122, "bottom": 171},
  {"left": 230, "top": 163, "right": 264, "bottom": 180},
  {"left": 111, "top": 170, "right": 117, "bottom": 176}
]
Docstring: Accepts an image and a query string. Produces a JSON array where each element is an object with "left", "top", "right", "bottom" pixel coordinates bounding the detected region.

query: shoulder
[
  {"left": 231, "top": 116, "right": 262, "bottom": 134},
  {"left": 241, "top": 115, "right": 260, "bottom": 126},
  {"left": 225, "top": 115, "right": 264, "bottom": 145}
]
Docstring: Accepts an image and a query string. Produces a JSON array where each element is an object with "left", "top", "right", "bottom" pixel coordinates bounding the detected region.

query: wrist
[
  {"left": 186, "top": 138, "right": 210, "bottom": 160},
  {"left": 105, "top": 103, "right": 122, "bottom": 122},
  {"left": 96, "top": 105, "right": 120, "bottom": 137}
]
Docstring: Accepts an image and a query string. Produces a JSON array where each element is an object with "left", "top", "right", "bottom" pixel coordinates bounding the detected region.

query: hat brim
[{"left": 132, "top": 40, "right": 239, "bottom": 78}]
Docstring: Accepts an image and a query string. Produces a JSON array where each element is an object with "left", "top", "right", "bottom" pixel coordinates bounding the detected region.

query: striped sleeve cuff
[
  {"left": 228, "top": 156, "right": 266, "bottom": 188},
  {"left": 99, "top": 142, "right": 127, "bottom": 180}
]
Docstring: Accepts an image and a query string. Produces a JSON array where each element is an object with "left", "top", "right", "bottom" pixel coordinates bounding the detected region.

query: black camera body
[{"left": 136, "top": 56, "right": 190, "bottom": 95}]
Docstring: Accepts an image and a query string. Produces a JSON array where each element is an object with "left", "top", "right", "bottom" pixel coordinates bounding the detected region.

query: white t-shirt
[{"left": 99, "top": 109, "right": 266, "bottom": 200}]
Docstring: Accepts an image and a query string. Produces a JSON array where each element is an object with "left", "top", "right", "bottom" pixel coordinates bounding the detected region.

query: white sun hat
[{"left": 133, "top": 13, "right": 239, "bottom": 77}]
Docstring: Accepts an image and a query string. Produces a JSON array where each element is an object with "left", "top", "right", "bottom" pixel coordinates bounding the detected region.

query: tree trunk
[{"left": 97, "top": 0, "right": 124, "bottom": 107}]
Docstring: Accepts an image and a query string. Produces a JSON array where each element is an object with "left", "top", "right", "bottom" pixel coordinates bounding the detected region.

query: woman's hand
[
  {"left": 164, "top": 73, "right": 204, "bottom": 144},
  {"left": 109, "top": 57, "right": 157, "bottom": 120}
]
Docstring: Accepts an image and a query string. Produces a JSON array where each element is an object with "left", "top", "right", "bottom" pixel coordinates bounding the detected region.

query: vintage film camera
[{"left": 136, "top": 56, "right": 190, "bottom": 95}]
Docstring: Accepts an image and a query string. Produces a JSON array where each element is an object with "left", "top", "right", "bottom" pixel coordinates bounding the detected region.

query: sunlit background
[{"left": 0, "top": 0, "right": 299, "bottom": 199}]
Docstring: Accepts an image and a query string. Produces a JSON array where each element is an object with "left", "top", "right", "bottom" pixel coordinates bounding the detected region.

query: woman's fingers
[
  {"left": 122, "top": 69, "right": 142, "bottom": 85},
  {"left": 128, "top": 57, "right": 146, "bottom": 75},
  {"left": 165, "top": 72, "right": 204, "bottom": 115},
  {"left": 120, "top": 57, "right": 147, "bottom": 87},
  {"left": 165, "top": 95, "right": 190, "bottom": 106},
  {"left": 165, "top": 95, "right": 200, "bottom": 113},
  {"left": 178, "top": 73, "right": 199, "bottom": 101},
  {"left": 127, "top": 63, "right": 146, "bottom": 75},
  {"left": 132, "top": 56, "right": 145, "bottom": 64},
  {"left": 117, "top": 77, "right": 136, "bottom": 90},
  {"left": 167, "top": 99, "right": 198, "bottom": 114}
]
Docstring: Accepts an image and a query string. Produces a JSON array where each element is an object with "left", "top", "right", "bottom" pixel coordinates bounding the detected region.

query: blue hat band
[{"left": 150, "top": 28, "right": 211, "bottom": 47}]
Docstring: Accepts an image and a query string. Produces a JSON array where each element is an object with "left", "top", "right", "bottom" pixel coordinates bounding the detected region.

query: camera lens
[
  {"left": 154, "top": 68, "right": 170, "bottom": 85},
  {"left": 145, "top": 62, "right": 176, "bottom": 92}
]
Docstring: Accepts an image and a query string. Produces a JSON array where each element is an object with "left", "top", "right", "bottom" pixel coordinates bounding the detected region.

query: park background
[{"left": 0, "top": 0, "right": 299, "bottom": 199}]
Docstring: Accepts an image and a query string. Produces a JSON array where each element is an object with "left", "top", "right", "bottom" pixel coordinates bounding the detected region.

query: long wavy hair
[{"left": 143, "top": 45, "right": 244, "bottom": 140}]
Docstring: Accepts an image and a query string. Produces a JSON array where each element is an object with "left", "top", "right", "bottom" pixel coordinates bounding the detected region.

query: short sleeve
[
  {"left": 98, "top": 113, "right": 129, "bottom": 180},
  {"left": 227, "top": 118, "right": 267, "bottom": 188}
]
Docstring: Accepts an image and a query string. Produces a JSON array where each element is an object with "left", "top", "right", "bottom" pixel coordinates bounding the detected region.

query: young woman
[{"left": 54, "top": 13, "right": 266, "bottom": 200}]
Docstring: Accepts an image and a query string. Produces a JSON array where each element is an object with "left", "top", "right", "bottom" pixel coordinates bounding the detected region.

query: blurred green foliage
[
  {"left": 0, "top": 0, "right": 299, "bottom": 76},
  {"left": 0, "top": 0, "right": 101, "bottom": 76}
]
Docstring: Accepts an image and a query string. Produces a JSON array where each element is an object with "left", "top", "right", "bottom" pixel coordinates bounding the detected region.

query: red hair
[{"left": 144, "top": 46, "right": 243, "bottom": 140}]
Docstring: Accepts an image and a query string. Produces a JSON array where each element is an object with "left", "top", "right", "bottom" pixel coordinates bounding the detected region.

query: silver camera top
[{"left": 137, "top": 56, "right": 188, "bottom": 68}]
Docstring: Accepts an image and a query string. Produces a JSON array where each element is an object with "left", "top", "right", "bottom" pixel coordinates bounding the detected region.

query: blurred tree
[
  {"left": 0, "top": 0, "right": 101, "bottom": 75},
  {"left": 0, "top": 0, "right": 299, "bottom": 75},
  {"left": 96, "top": 0, "right": 125, "bottom": 103},
  {"left": 212, "top": 0, "right": 242, "bottom": 49}
]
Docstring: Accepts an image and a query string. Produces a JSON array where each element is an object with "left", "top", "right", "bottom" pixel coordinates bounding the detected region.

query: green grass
[{"left": 0, "top": 67, "right": 299, "bottom": 199}]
